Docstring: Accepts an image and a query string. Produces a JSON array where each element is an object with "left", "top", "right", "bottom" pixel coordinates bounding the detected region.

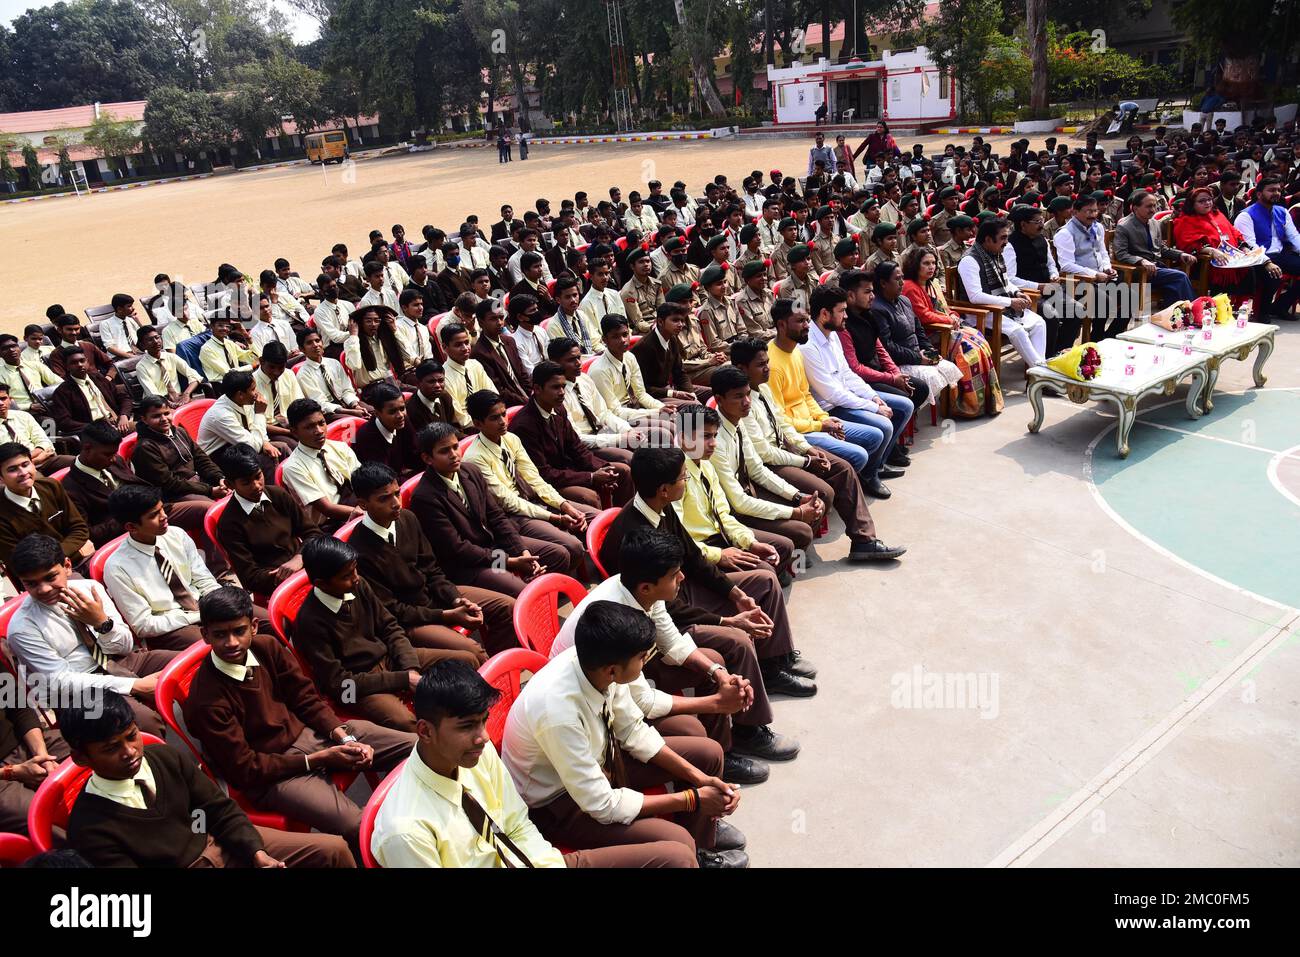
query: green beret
[
  {"left": 665, "top": 282, "right": 697, "bottom": 303},
  {"left": 705, "top": 234, "right": 729, "bottom": 252},
  {"left": 947, "top": 214, "right": 975, "bottom": 229},
  {"left": 1007, "top": 204, "right": 1040, "bottom": 223},
  {"left": 860, "top": 198, "right": 879, "bottom": 210},
  {"left": 815, "top": 205, "right": 834, "bottom": 220},
  {"left": 906, "top": 217, "right": 929, "bottom": 237},
  {"left": 1138, "top": 173, "right": 1157, "bottom": 186},
  {"left": 976, "top": 210, "right": 999, "bottom": 222},
  {"left": 1047, "top": 196, "right": 1073, "bottom": 212},
  {"left": 778, "top": 217, "right": 798, "bottom": 231},
  {"left": 625, "top": 246, "right": 649, "bottom": 264},
  {"left": 787, "top": 244, "right": 812, "bottom": 264},
  {"left": 663, "top": 236, "right": 687, "bottom": 254},
  {"left": 1090, "top": 190, "right": 1110, "bottom": 202},
  {"left": 1098, "top": 173, "right": 1116, "bottom": 187},
  {"left": 700, "top": 263, "right": 728, "bottom": 287},
  {"left": 1021, "top": 190, "right": 1041, "bottom": 204},
  {"left": 938, "top": 186, "right": 958, "bottom": 200},
  {"left": 834, "top": 237, "right": 859, "bottom": 258},
  {"left": 739, "top": 223, "right": 758, "bottom": 243},
  {"left": 872, "top": 223, "right": 898, "bottom": 243},
  {"left": 741, "top": 259, "right": 769, "bottom": 279}
]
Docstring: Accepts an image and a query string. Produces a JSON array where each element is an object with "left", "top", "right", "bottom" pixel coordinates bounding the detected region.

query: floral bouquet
[
  {"left": 1186, "top": 295, "right": 1232, "bottom": 328},
  {"left": 1150, "top": 299, "right": 1191, "bottom": 331},
  {"left": 1047, "top": 342, "right": 1102, "bottom": 381}
]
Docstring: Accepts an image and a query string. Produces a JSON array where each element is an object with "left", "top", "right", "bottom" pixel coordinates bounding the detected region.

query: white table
[
  {"left": 1026, "top": 339, "right": 1209, "bottom": 458},
  {"left": 1117, "top": 320, "right": 1277, "bottom": 412}
]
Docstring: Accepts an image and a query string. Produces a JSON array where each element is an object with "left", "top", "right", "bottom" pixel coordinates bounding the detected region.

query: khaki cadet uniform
[
  {"left": 659, "top": 261, "right": 700, "bottom": 296},
  {"left": 778, "top": 270, "right": 818, "bottom": 315},
  {"left": 864, "top": 248, "right": 897, "bottom": 272},
  {"left": 897, "top": 215, "right": 916, "bottom": 253},
  {"left": 619, "top": 276, "right": 664, "bottom": 334},
  {"left": 1044, "top": 217, "right": 1069, "bottom": 243},
  {"left": 697, "top": 292, "right": 744, "bottom": 349},
  {"left": 732, "top": 284, "right": 775, "bottom": 340},
  {"left": 679, "top": 311, "right": 719, "bottom": 383},
  {"left": 929, "top": 208, "right": 955, "bottom": 247},
  {"left": 939, "top": 239, "right": 968, "bottom": 271},
  {"left": 770, "top": 241, "right": 799, "bottom": 281},
  {"left": 809, "top": 233, "right": 837, "bottom": 274},
  {"left": 734, "top": 247, "right": 763, "bottom": 274},
  {"left": 856, "top": 225, "right": 879, "bottom": 262}
]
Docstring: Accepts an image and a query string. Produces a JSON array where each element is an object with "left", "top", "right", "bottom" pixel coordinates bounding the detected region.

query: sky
[{"left": 0, "top": 0, "right": 322, "bottom": 43}]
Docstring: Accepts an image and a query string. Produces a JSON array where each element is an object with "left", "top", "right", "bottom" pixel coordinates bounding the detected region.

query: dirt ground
[{"left": 0, "top": 132, "right": 1079, "bottom": 334}]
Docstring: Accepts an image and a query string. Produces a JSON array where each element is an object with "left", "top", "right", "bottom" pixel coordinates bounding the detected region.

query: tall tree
[
  {"left": 82, "top": 112, "right": 141, "bottom": 178},
  {"left": 1025, "top": 0, "right": 1048, "bottom": 117},
  {"left": 143, "top": 85, "right": 226, "bottom": 162},
  {"left": 1173, "top": 0, "right": 1297, "bottom": 98}
]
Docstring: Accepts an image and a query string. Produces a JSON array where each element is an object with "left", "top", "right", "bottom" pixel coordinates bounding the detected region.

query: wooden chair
[{"left": 944, "top": 265, "right": 1006, "bottom": 380}]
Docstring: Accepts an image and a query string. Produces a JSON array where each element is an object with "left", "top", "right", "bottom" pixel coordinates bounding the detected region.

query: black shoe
[
  {"left": 698, "top": 847, "right": 749, "bottom": 868},
  {"left": 762, "top": 666, "right": 818, "bottom": 697},
  {"left": 713, "top": 820, "right": 747, "bottom": 851},
  {"left": 785, "top": 650, "right": 817, "bottom": 678},
  {"left": 864, "top": 477, "right": 892, "bottom": 499},
  {"left": 731, "top": 724, "right": 802, "bottom": 760},
  {"left": 723, "top": 752, "right": 770, "bottom": 785},
  {"left": 887, "top": 447, "right": 911, "bottom": 467},
  {"left": 777, "top": 568, "right": 795, "bottom": 588},
  {"left": 879, "top": 464, "right": 906, "bottom": 479},
  {"left": 847, "top": 539, "right": 907, "bottom": 561}
]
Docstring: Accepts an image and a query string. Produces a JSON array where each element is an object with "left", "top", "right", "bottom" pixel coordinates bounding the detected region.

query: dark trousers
[
  {"left": 1261, "top": 250, "right": 1300, "bottom": 316},
  {"left": 345, "top": 647, "right": 443, "bottom": 732},
  {"left": 775, "top": 457, "right": 877, "bottom": 542},
  {"left": 0, "top": 729, "right": 69, "bottom": 834},
  {"left": 187, "top": 829, "right": 354, "bottom": 868},
  {"left": 875, "top": 378, "right": 931, "bottom": 413},
  {"left": 100, "top": 648, "right": 181, "bottom": 737},
  {"left": 642, "top": 646, "right": 731, "bottom": 750},
  {"left": 529, "top": 715, "right": 722, "bottom": 853},
  {"left": 1152, "top": 266, "right": 1195, "bottom": 305}
]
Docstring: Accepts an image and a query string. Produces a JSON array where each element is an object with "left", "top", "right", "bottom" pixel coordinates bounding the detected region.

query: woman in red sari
[
  {"left": 899, "top": 247, "right": 1003, "bottom": 418},
  {"left": 1171, "top": 186, "right": 1271, "bottom": 296}
]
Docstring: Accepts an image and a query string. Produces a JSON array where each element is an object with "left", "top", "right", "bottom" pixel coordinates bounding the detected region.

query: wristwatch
[
  {"left": 706, "top": 662, "right": 724, "bottom": 681},
  {"left": 94, "top": 618, "right": 115, "bottom": 634},
  {"left": 339, "top": 734, "right": 359, "bottom": 745}
]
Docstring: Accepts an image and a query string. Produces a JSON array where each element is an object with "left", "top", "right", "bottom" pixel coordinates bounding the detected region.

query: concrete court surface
[
  {"left": 730, "top": 326, "right": 1300, "bottom": 868},
  {"left": 0, "top": 131, "right": 1071, "bottom": 334},
  {"left": 6, "top": 135, "right": 1296, "bottom": 868}
]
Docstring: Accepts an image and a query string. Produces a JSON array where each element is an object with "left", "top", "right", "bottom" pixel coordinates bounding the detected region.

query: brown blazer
[
  {"left": 507, "top": 399, "right": 600, "bottom": 489},
  {"left": 631, "top": 329, "right": 691, "bottom": 396},
  {"left": 0, "top": 476, "right": 89, "bottom": 566},
  {"left": 408, "top": 463, "right": 524, "bottom": 580},
  {"left": 132, "top": 423, "right": 225, "bottom": 500},
  {"left": 48, "top": 372, "right": 129, "bottom": 436},
  {"left": 350, "top": 510, "right": 462, "bottom": 631},
  {"left": 59, "top": 457, "right": 151, "bottom": 546},
  {"left": 351, "top": 418, "right": 421, "bottom": 479},
  {"left": 508, "top": 278, "right": 557, "bottom": 319},
  {"left": 470, "top": 334, "right": 531, "bottom": 407},
  {"left": 47, "top": 339, "right": 116, "bottom": 380},
  {"left": 404, "top": 390, "right": 459, "bottom": 437},
  {"left": 215, "top": 485, "right": 321, "bottom": 598}
]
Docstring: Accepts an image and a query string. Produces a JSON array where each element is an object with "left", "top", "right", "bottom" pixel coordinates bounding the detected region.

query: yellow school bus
[{"left": 305, "top": 130, "right": 349, "bottom": 164}]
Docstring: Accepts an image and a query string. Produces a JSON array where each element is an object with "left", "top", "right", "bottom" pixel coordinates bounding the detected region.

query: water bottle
[
  {"left": 1202, "top": 317, "right": 1214, "bottom": 342},
  {"left": 1235, "top": 304, "right": 1248, "bottom": 329},
  {"left": 1154, "top": 332, "right": 1166, "bottom": 366},
  {"left": 1124, "top": 344, "right": 1137, "bottom": 377},
  {"left": 1182, "top": 330, "right": 1195, "bottom": 356}
]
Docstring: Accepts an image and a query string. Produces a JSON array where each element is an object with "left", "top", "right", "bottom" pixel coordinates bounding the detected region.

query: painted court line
[
  {"left": 1130, "top": 419, "right": 1285, "bottom": 455},
  {"left": 987, "top": 611, "right": 1299, "bottom": 867}
]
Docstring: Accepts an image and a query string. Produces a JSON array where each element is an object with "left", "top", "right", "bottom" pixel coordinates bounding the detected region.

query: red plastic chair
[
  {"left": 28, "top": 732, "right": 166, "bottom": 852},
  {"left": 335, "top": 516, "right": 363, "bottom": 541},
  {"left": 771, "top": 280, "right": 785, "bottom": 298},
  {"left": 154, "top": 642, "right": 325, "bottom": 832},
  {"left": 705, "top": 395, "right": 718, "bottom": 410},
  {"left": 398, "top": 473, "right": 422, "bottom": 508},
  {"left": 505, "top": 405, "right": 524, "bottom": 425},
  {"left": 0, "top": 596, "right": 23, "bottom": 641},
  {"left": 325, "top": 416, "right": 365, "bottom": 444},
  {"left": 172, "top": 397, "right": 214, "bottom": 440},
  {"left": 427, "top": 311, "right": 451, "bottom": 340},
  {"left": 457, "top": 435, "right": 475, "bottom": 458},
  {"left": 629, "top": 335, "right": 641, "bottom": 348},
  {"left": 358, "top": 758, "right": 406, "bottom": 869},
  {"left": 818, "top": 270, "right": 834, "bottom": 285},
  {"left": 585, "top": 508, "right": 620, "bottom": 580},
  {"left": 580, "top": 356, "right": 597, "bottom": 374},
  {"left": 512, "top": 573, "right": 587, "bottom": 657},
  {"left": 48, "top": 467, "right": 70, "bottom": 482},
  {"left": 0, "top": 832, "right": 36, "bottom": 867},
  {"left": 117, "top": 432, "right": 139, "bottom": 462},
  {"left": 267, "top": 569, "right": 311, "bottom": 644},
  {"left": 479, "top": 648, "right": 548, "bottom": 750},
  {"left": 203, "top": 496, "right": 232, "bottom": 566},
  {"left": 86, "top": 534, "right": 128, "bottom": 584}
]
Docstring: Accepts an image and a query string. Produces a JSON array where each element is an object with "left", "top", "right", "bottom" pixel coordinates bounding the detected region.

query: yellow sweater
[{"left": 766, "top": 342, "right": 827, "bottom": 434}]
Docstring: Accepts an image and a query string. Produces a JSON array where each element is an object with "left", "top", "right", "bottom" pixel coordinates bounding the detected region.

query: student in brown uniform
[
  {"left": 183, "top": 586, "right": 414, "bottom": 864},
  {"left": 293, "top": 536, "right": 444, "bottom": 733},
  {"left": 47, "top": 346, "right": 133, "bottom": 439},
  {"left": 351, "top": 461, "right": 518, "bottom": 659},
  {"left": 61, "top": 420, "right": 208, "bottom": 548},
  {"left": 409, "top": 422, "right": 555, "bottom": 596},
  {"left": 632, "top": 301, "right": 715, "bottom": 402},
  {"left": 214, "top": 444, "right": 323, "bottom": 600},
  {"left": 0, "top": 442, "right": 91, "bottom": 568},
  {"left": 404, "top": 359, "right": 460, "bottom": 435},
  {"left": 0, "top": 703, "right": 67, "bottom": 835},
  {"left": 469, "top": 298, "right": 531, "bottom": 407},
  {"left": 131, "top": 395, "right": 227, "bottom": 505},
  {"left": 59, "top": 692, "right": 354, "bottom": 868},
  {"left": 350, "top": 383, "right": 421, "bottom": 478}
]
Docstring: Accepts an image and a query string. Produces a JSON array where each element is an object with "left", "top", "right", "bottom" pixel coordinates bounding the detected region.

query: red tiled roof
[
  {"left": 0, "top": 100, "right": 147, "bottom": 134},
  {"left": 279, "top": 115, "right": 379, "bottom": 136}
]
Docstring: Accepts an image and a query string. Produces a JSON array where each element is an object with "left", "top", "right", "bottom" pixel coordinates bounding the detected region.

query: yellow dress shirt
[
  {"left": 442, "top": 358, "right": 494, "bottom": 429},
  {"left": 672, "top": 457, "right": 755, "bottom": 562},
  {"left": 462, "top": 432, "right": 564, "bottom": 520}
]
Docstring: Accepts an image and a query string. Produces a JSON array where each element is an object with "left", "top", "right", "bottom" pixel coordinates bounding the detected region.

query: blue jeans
[
  {"left": 831, "top": 393, "right": 914, "bottom": 474},
  {"left": 1152, "top": 266, "right": 1195, "bottom": 304},
  {"left": 806, "top": 429, "right": 872, "bottom": 474}
]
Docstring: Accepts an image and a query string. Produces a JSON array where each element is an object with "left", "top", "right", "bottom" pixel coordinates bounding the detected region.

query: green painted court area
[{"left": 1090, "top": 388, "right": 1300, "bottom": 611}]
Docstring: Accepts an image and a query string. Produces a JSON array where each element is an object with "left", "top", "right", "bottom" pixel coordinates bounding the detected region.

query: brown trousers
[
  {"left": 36, "top": 454, "right": 77, "bottom": 476},
  {"left": 0, "top": 728, "right": 70, "bottom": 834},
  {"left": 681, "top": 566, "right": 795, "bottom": 671},
  {"left": 775, "top": 458, "right": 876, "bottom": 542},
  {"left": 187, "top": 828, "right": 355, "bottom": 868},
  {"left": 512, "top": 514, "right": 590, "bottom": 584},
  {"left": 103, "top": 647, "right": 181, "bottom": 738},
  {"left": 642, "top": 646, "right": 731, "bottom": 750},
  {"left": 739, "top": 489, "right": 815, "bottom": 568},
  {"left": 244, "top": 722, "right": 414, "bottom": 863},
  {"left": 347, "top": 646, "right": 442, "bottom": 732},
  {"left": 530, "top": 715, "right": 721, "bottom": 853},
  {"left": 408, "top": 624, "right": 488, "bottom": 667},
  {"left": 562, "top": 842, "right": 697, "bottom": 868},
  {"left": 458, "top": 584, "right": 517, "bottom": 655}
]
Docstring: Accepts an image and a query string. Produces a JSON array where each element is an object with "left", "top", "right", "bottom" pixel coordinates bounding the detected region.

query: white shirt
[
  {"left": 282, "top": 439, "right": 360, "bottom": 507},
  {"left": 1051, "top": 218, "right": 1112, "bottom": 277},
  {"left": 162, "top": 314, "right": 208, "bottom": 352},
  {"left": 311, "top": 298, "right": 354, "bottom": 346},
  {"left": 457, "top": 241, "right": 490, "bottom": 271},
  {"left": 98, "top": 314, "right": 142, "bottom": 356},
  {"left": 85, "top": 758, "right": 157, "bottom": 810},
  {"left": 1234, "top": 205, "right": 1300, "bottom": 254},
  {"left": 588, "top": 349, "right": 660, "bottom": 419},
  {"left": 798, "top": 322, "right": 879, "bottom": 412},
  {"left": 442, "top": 358, "right": 494, "bottom": 428},
  {"left": 197, "top": 393, "right": 268, "bottom": 454},
  {"left": 296, "top": 357, "right": 358, "bottom": 415},
  {"left": 955, "top": 254, "right": 1017, "bottom": 309},
  {"left": 624, "top": 206, "right": 660, "bottom": 235},
  {"left": 0, "top": 408, "right": 54, "bottom": 452},
  {"left": 6, "top": 581, "right": 138, "bottom": 698},
  {"left": 742, "top": 191, "right": 765, "bottom": 219},
  {"left": 254, "top": 366, "right": 305, "bottom": 422},
  {"left": 563, "top": 376, "right": 630, "bottom": 447},
  {"left": 713, "top": 415, "right": 799, "bottom": 521},
  {"left": 359, "top": 285, "right": 401, "bottom": 314},
  {"left": 343, "top": 335, "right": 398, "bottom": 388},
  {"left": 135, "top": 351, "right": 200, "bottom": 397},
  {"left": 576, "top": 286, "right": 625, "bottom": 332},
  {"left": 506, "top": 247, "right": 554, "bottom": 287},
  {"left": 507, "top": 324, "right": 549, "bottom": 371},
  {"left": 198, "top": 335, "right": 254, "bottom": 382},
  {"left": 395, "top": 316, "right": 435, "bottom": 365},
  {"left": 103, "top": 529, "right": 220, "bottom": 639},
  {"left": 502, "top": 646, "right": 666, "bottom": 825}
]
